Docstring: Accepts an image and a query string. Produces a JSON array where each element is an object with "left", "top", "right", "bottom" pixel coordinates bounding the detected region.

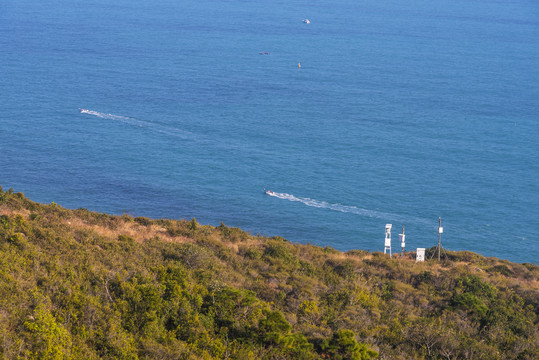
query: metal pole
[
  {"left": 401, "top": 226, "right": 405, "bottom": 256},
  {"left": 438, "top": 217, "right": 441, "bottom": 262}
]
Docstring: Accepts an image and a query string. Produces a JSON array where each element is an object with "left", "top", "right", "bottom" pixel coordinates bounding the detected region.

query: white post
[
  {"left": 437, "top": 217, "right": 443, "bottom": 261},
  {"left": 399, "top": 226, "right": 405, "bottom": 255}
]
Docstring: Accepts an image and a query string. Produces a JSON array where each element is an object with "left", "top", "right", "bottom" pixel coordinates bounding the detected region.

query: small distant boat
[
  {"left": 259, "top": 52, "right": 271, "bottom": 55},
  {"left": 264, "top": 189, "right": 274, "bottom": 195},
  {"left": 302, "top": 19, "right": 310, "bottom": 24},
  {"left": 298, "top": 62, "right": 301, "bottom": 68}
]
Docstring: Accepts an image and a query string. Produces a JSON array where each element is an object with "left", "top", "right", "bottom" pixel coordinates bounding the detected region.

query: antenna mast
[
  {"left": 430, "top": 217, "right": 447, "bottom": 261},
  {"left": 438, "top": 217, "right": 442, "bottom": 261},
  {"left": 399, "top": 226, "right": 405, "bottom": 256}
]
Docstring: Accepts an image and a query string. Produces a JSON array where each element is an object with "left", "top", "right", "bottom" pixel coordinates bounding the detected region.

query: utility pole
[
  {"left": 399, "top": 226, "right": 405, "bottom": 256},
  {"left": 438, "top": 217, "right": 443, "bottom": 261}
]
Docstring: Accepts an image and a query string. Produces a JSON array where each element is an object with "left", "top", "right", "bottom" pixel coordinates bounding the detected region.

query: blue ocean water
[{"left": 1, "top": 0, "right": 538, "bottom": 263}]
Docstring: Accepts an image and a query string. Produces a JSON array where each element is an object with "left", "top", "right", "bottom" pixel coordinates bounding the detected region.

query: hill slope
[{"left": 0, "top": 187, "right": 537, "bottom": 359}]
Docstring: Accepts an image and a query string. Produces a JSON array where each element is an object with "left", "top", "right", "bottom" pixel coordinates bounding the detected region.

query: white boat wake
[
  {"left": 266, "top": 191, "right": 427, "bottom": 224},
  {"left": 79, "top": 108, "right": 194, "bottom": 140},
  {"left": 79, "top": 109, "right": 130, "bottom": 120}
]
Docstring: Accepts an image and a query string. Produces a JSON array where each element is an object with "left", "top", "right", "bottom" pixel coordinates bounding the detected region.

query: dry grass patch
[
  {"left": 62, "top": 216, "right": 192, "bottom": 244},
  {"left": 0, "top": 205, "right": 30, "bottom": 218}
]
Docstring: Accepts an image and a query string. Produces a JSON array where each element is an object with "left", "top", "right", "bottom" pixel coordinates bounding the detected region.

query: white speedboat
[{"left": 302, "top": 19, "right": 310, "bottom": 24}]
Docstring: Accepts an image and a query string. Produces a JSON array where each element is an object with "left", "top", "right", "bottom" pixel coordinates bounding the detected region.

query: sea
[{"left": 1, "top": 0, "right": 538, "bottom": 264}]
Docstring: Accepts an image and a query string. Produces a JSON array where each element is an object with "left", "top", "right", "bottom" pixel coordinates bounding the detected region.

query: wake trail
[
  {"left": 79, "top": 109, "right": 130, "bottom": 120},
  {"left": 267, "top": 191, "right": 429, "bottom": 224},
  {"left": 268, "top": 192, "right": 524, "bottom": 241},
  {"left": 79, "top": 109, "right": 195, "bottom": 140}
]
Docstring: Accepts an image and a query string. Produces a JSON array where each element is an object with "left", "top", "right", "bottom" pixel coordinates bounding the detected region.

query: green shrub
[
  {"left": 134, "top": 217, "right": 152, "bottom": 226},
  {"left": 24, "top": 306, "right": 73, "bottom": 359},
  {"left": 264, "top": 240, "right": 299, "bottom": 266},
  {"left": 218, "top": 222, "right": 248, "bottom": 242},
  {"left": 321, "top": 329, "right": 378, "bottom": 360},
  {"left": 8, "top": 233, "right": 28, "bottom": 249},
  {"left": 118, "top": 234, "right": 135, "bottom": 243},
  {"left": 189, "top": 218, "right": 198, "bottom": 231},
  {"left": 258, "top": 310, "right": 291, "bottom": 344},
  {"left": 487, "top": 264, "right": 513, "bottom": 276},
  {"left": 243, "top": 247, "right": 262, "bottom": 260}
]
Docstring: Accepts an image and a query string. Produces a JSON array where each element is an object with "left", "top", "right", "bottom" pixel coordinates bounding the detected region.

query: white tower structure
[
  {"left": 399, "top": 226, "right": 405, "bottom": 255},
  {"left": 384, "top": 224, "right": 392, "bottom": 257}
]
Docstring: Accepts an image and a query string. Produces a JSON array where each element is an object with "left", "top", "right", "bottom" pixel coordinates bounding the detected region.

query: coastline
[{"left": 1, "top": 187, "right": 537, "bottom": 358}]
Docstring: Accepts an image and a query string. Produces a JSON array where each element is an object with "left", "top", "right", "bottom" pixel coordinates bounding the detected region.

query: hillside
[{"left": 0, "top": 187, "right": 537, "bottom": 359}]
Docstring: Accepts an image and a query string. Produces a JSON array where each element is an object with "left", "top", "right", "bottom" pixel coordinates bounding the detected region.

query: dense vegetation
[{"left": 0, "top": 187, "right": 537, "bottom": 359}]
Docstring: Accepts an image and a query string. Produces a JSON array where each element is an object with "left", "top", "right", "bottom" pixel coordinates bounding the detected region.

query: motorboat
[{"left": 302, "top": 19, "right": 310, "bottom": 24}]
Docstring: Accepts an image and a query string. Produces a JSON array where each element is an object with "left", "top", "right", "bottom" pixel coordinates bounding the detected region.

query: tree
[
  {"left": 24, "top": 306, "right": 73, "bottom": 359},
  {"left": 322, "top": 329, "right": 378, "bottom": 360}
]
